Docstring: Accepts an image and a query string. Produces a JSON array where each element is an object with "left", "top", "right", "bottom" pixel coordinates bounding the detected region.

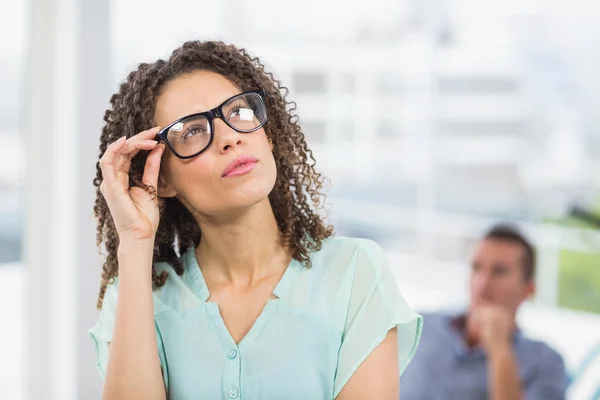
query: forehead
[
  {"left": 472, "top": 238, "right": 524, "bottom": 266},
  {"left": 154, "top": 70, "right": 241, "bottom": 125}
]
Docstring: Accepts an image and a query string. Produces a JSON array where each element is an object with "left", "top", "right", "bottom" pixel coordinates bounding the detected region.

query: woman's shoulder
[
  {"left": 290, "top": 236, "right": 393, "bottom": 304},
  {"left": 285, "top": 236, "right": 404, "bottom": 332},
  {"left": 308, "top": 235, "right": 391, "bottom": 279},
  {"left": 310, "top": 235, "right": 377, "bottom": 257}
]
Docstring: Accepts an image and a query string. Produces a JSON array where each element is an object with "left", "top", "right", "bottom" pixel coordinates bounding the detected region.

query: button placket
[{"left": 224, "top": 345, "right": 241, "bottom": 399}]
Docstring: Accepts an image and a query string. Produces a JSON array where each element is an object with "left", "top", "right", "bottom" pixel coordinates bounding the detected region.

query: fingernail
[{"left": 117, "top": 136, "right": 126, "bottom": 143}]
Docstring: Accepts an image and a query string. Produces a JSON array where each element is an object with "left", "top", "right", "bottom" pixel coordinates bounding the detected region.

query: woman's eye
[
  {"left": 180, "top": 126, "right": 207, "bottom": 142},
  {"left": 229, "top": 105, "right": 255, "bottom": 121}
]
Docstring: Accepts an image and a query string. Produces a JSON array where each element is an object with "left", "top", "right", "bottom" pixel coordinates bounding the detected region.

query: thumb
[{"left": 142, "top": 144, "right": 165, "bottom": 190}]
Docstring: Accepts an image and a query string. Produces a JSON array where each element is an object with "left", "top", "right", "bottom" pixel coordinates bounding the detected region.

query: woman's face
[{"left": 154, "top": 70, "right": 277, "bottom": 217}]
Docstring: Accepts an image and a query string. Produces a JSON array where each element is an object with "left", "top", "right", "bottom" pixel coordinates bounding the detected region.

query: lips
[{"left": 222, "top": 155, "right": 258, "bottom": 177}]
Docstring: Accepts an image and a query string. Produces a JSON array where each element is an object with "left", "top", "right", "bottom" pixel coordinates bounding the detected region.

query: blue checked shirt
[{"left": 400, "top": 311, "right": 567, "bottom": 400}]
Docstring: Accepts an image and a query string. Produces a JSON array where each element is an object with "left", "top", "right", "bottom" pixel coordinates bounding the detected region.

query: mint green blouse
[{"left": 89, "top": 236, "right": 423, "bottom": 399}]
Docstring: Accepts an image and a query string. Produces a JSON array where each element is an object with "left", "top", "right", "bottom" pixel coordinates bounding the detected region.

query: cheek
[
  {"left": 494, "top": 278, "right": 520, "bottom": 301},
  {"left": 510, "top": 281, "right": 529, "bottom": 299},
  {"left": 169, "top": 157, "right": 215, "bottom": 192},
  {"left": 234, "top": 156, "right": 277, "bottom": 202},
  {"left": 241, "top": 154, "right": 277, "bottom": 199},
  {"left": 264, "top": 152, "right": 277, "bottom": 181},
  {"left": 470, "top": 273, "right": 486, "bottom": 291}
]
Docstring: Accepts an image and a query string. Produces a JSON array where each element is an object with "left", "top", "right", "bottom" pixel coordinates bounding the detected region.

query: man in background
[{"left": 401, "top": 224, "right": 567, "bottom": 399}]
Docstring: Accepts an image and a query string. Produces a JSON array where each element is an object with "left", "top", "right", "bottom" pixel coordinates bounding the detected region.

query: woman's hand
[{"left": 99, "top": 127, "right": 165, "bottom": 244}]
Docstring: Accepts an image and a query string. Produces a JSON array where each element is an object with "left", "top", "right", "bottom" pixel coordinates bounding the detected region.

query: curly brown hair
[{"left": 93, "top": 40, "right": 334, "bottom": 309}]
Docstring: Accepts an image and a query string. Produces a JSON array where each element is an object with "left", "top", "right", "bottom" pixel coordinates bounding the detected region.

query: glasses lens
[
  {"left": 165, "top": 115, "right": 211, "bottom": 157},
  {"left": 222, "top": 92, "right": 267, "bottom": 132}
]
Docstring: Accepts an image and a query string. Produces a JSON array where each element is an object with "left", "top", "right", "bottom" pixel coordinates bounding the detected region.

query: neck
[{"left": 193, "top": 198, "right": 290, "bottom": 285}]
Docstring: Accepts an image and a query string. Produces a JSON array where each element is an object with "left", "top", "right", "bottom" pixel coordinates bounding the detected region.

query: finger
[
  {"left": 128, "top": 126, "right": 161, "bottom": 142},
  {"left": 117, "top": 140, "right": 160, "bottom": 172},
  {"left": 100, "top": 127, "right": 159, "bottom": 180},
  {"left": 114, "top": 126, "right": 160, "bottom": 167},
  {"left": 119, "top": 139, "right": 159, "bottom": 156},
  {"left": 99, "top": 136, "right": 127, "bottom": 181},
  {"left": 141, "top": 144, "right": 165, "bottom": 189}
]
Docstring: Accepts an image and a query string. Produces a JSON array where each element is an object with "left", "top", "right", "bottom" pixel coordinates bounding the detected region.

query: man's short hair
[{"left": 484, "top": 223, "right": 536, "bottom": 281}]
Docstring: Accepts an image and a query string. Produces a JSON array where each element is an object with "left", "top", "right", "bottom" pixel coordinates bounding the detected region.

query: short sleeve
[
  {"left": 333, "top": 239, "right": 423, "bottom": 398},
  {"left": 525, "top": 349, "right": 568, "bottom": 400},
  {"left": 88, "top": 282, "right": 119, "bottom": 380},
  {"left": 88, "top": 281, "right": 169, "bottom": 388}
]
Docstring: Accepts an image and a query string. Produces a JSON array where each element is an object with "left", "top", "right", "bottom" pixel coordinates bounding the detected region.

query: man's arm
[
  {"left": 475, "top": 305, "right": 567, "bottom": 400},
  {"left": 471, "top": 306, "right": 523, "bottom": 400},
  {"left": 488, "top": 341, "right": 523, "bottom": 400}
]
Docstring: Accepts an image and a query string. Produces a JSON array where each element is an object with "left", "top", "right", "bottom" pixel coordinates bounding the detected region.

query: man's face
[{"left": 469, "top": 238, "right": 535, "bottom": 316}]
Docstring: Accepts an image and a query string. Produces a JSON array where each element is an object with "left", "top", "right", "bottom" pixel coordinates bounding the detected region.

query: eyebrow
[{"left": 180, "top": 92, "right": 245, "bottom": 117}]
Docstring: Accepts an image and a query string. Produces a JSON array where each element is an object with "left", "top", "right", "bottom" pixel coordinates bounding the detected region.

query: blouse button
[
  {"left": 228, "top": 349, "right": 238, "bottom": 359},
  {"left": 228, "top": 388, "right": 239, "bottom": 399}
]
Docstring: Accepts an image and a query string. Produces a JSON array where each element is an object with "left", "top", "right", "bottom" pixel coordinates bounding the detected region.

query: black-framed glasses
[{"left": 155, "top": 89, "right": 267, "bottom": 159}]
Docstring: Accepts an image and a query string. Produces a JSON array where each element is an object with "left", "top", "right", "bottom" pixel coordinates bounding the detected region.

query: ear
[
  {"left": 157, "top": 175, "right": 177, "bottom": 198},
  {"left": 523, "top": 280, "right": 535, "bottom": 301},
  {"left": 268, "top": 136, "right": 273, "bottom": 151}
]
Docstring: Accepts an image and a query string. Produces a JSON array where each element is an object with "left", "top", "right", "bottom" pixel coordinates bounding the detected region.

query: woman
[{"left": 90, "top": 40, "right": 422, "bottom": 400}]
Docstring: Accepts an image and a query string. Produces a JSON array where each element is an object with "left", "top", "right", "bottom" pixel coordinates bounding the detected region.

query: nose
[
  {"left": 213, "top": 118, "right": 243, "bottom": 154},
  {"left": 473, "top": 271, "right": 495, "bottom": 298}
]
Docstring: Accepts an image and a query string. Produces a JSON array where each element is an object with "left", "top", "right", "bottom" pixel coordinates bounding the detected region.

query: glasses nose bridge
[
  {"left": 211, "top": 105, "right": 225, "bottom": 120},
  {"left": 206, "top": 106, "right": 227, "bottom": 132}
]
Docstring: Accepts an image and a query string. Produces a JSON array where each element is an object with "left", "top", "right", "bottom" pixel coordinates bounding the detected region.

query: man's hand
[
  {"left": 469, "top": 305, "right": 514, "bottom": 353},
  {"left": 469, "top": 306, "right": 523, "bottom": 400}
]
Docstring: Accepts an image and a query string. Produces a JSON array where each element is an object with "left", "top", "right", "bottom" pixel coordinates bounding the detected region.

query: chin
[
  {"left": 224, "top": 175, "right": 275, "bottom": 209},
  {"left": 228, "top": 191, "right": 270, "bottom": 210}
]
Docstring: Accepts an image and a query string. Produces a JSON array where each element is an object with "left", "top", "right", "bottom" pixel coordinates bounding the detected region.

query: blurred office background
[{"left": 1, "top": 0, "right": 600, "bottom": 398}]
